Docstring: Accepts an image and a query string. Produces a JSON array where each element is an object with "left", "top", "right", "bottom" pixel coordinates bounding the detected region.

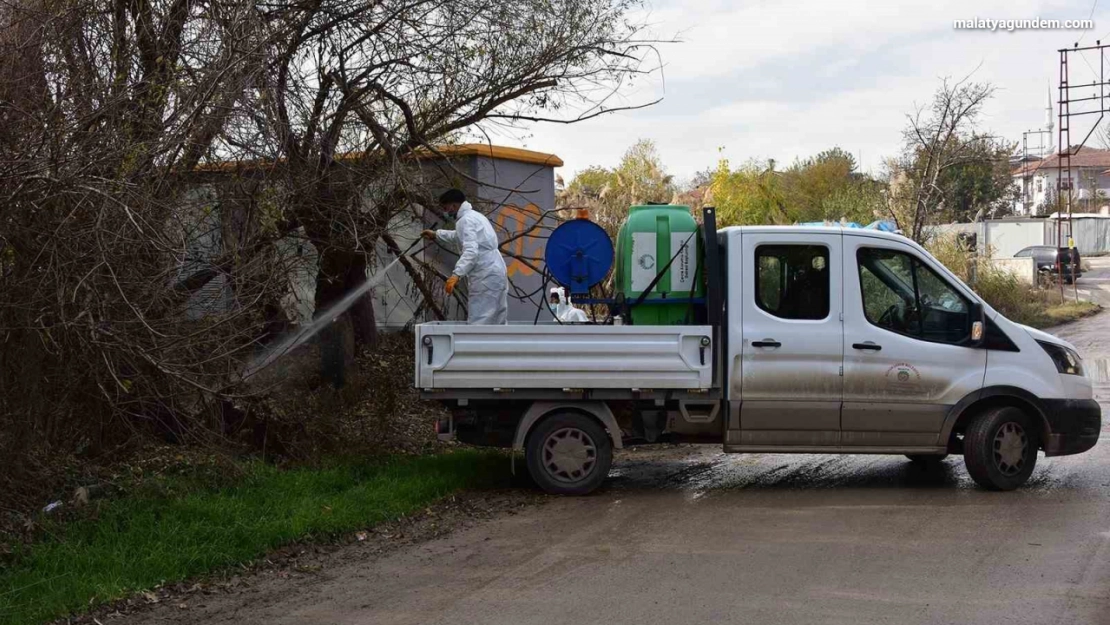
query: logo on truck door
[{"left": 885, "top": 362, "right": 921, "bottom": 392}]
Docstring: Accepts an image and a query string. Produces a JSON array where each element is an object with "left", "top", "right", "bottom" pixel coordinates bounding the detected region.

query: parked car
[
  {"left": 417, "top": 209, "right": 1100, "bottom": 495},
  {"left": 1014, "top": 245, "right": 1082, "bottom": 283}
]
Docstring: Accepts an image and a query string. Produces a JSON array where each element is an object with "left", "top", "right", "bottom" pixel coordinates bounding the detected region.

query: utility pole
[
  {"left": 1055, "top": 42, "right": 1110, "bottom": 302},
  {"left": 1021, "top": 129, "right": 1050, "bottom": 215}
]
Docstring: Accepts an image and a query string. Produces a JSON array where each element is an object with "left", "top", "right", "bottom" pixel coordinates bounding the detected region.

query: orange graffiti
[{"left": 495, "top": 203, "right": 544, "bottom": 278}]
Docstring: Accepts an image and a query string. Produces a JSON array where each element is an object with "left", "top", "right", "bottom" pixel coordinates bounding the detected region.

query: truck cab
[{"left": 416, "top": 211, "right": 1100, "bottom": 495}]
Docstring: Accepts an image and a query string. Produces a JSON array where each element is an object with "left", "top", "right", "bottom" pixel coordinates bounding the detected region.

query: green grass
[
  {"left": 1035, "top": 300, "right": 1101, "bottom": 328},
  {"left": 0, "top": 450, "right": 507, "bottom": 625}
]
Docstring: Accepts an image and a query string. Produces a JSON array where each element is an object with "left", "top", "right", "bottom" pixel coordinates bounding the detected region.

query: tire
[
  {"left": 963, "top": 406, "right": 1038, "bottom": 491},
  {"left": 905, "top": 453, "right": 948, "bottom": 465},
  {"left": 525, "top": 412, "right": 613, "bottom": 495}
]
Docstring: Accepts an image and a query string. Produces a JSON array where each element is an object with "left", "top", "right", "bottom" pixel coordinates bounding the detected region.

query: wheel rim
[
  {"left": 993, "top": 422, "right": 1028, "bottom": 477},
  {"left": 542, "top": 427, "right": 597, "bottom": 484}
]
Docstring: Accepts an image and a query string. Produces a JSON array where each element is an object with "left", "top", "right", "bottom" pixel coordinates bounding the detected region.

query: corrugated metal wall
[
  {"left": 1044, "top": 217, "right": 1110, "bottom": 254},
  {"left": 933, "top": 218, "right": 1110, "bottom": 257},
  {"left": 984, "top": 221, "right": 1046, "bottom": 257}
]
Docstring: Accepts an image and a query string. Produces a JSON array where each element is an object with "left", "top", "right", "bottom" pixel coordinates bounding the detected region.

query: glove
[
  {"left": 445, "top": 275, "right": 459, "bottom": 295},
  {"left": 420, "top": 229, "right": 438, "bottom": 241}
]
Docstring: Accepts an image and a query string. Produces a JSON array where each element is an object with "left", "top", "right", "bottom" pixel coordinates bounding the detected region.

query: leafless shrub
[{"left": 0, "top": 0, "right": 660, "bottom": 508}]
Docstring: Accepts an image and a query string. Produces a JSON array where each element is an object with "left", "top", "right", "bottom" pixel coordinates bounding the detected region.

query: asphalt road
[
  {"left": 136, "top": 274, "right": 1110, "bottom": 625},
  {"left": 1077, "top": 256, "right": 1110, "bottom": 307}
]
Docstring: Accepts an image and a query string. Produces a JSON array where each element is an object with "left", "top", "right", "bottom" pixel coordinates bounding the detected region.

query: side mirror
[{"left": 969, "top": 302, "right": 985, "bottom": 346}]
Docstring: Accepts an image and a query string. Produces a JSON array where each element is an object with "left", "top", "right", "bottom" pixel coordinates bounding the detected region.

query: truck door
[
  {"left": 737, "top": 232, "right": 843, "bottom": 446},
  {"left": 841, "top": 236, "right": 986, "bottom": 447}
]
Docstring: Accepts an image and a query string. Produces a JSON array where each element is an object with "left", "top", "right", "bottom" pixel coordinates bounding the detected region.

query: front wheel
[
  {"left": 963, "top": 407, "right": 1038, "bottom": 490},
  {"left": 525, "top": 412, "right": 612, "bottom": 495}
]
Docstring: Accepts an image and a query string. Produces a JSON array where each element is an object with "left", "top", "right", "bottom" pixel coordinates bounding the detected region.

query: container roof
[
  {"left": 414, "top": 144, "right": 564, "bottom": 167},
  {"left": 190, "top": 143, "right": 563, "bottom": 174}
]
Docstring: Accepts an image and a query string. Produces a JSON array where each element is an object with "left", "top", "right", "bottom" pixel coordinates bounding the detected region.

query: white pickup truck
[{"left": 415, "top": 208, "right": 1100, "bottom": 494}]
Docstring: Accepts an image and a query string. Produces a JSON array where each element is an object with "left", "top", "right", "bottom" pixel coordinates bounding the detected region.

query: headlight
[{"left": 1037, "top": 340, "right": 1085, "bottom": 376}]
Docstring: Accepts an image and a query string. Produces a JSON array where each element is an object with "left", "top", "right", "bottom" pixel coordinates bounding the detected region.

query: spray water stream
[{"left": 242, "top": 255, "right": 405, "bottom": 380}]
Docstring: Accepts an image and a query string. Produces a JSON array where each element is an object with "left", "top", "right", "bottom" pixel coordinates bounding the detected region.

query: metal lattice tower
[
  {"left": 1057, "top": 48, "right": 1071, "bottom": 270},
  {"left": 1055, "top": 42, "right": 1110, "bottom": 300},
  {"left": 1021, "top": 129, "right": 1050, "bottom": 215}
]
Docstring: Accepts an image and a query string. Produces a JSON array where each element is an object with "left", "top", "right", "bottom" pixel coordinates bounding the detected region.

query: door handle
[
  {"left": 423, "top": 335, "right": 434, "bottom": 365},
  {"left": 751, "top": 339, "right": 781, "bottom": 348},
  {"left": 852, "top": 342, "right": 882, "bottom": 351}
]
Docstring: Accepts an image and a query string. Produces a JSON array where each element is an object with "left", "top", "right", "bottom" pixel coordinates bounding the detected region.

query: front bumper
[{"left": 1042, "top": 399, "right": 1102, "bottom": 456}]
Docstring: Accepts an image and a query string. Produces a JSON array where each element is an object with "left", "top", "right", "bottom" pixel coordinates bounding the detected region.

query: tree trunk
[
  {"left": 313, "top": 246, "right": 378, "bottom": 387},
  {"left": 314, "top": 246, "right": 346, "bottom": 388},
  {"left": 315, "top": 247, "right": 377, "bottom": 347},
  {"left": 343, "top": 252, "right": 378, "bottom": 350}
]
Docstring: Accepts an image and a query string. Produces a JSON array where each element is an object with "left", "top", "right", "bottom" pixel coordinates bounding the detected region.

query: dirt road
[{"left": 128, "top": 309, "right": 1110, "bottom": 625}]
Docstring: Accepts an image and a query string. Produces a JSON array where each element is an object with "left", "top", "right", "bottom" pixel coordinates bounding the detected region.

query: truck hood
[{"left": 1019, "top": 323, "right": 1079, "bottom": 352}]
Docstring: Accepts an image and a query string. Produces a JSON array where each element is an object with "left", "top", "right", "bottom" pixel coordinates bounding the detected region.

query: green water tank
[{"left": 614, "top": 204, "right": 703, "bottom": 325}]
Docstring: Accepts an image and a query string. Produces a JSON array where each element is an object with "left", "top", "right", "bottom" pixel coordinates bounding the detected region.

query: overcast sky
[{"left": 488, "top": 0, "right": 1110, "bottom": 184}]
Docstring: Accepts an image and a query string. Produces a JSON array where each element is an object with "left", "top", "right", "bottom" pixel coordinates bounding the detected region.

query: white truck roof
[{"left": 718, "top": 225, "right": 908, "bottom": 242}]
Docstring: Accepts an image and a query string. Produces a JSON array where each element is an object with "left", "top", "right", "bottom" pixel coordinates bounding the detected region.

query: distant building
[
  {"left": 1011, "top": 86, "right": 1061, "bottom": 216},
  {"left": 1011, "top": 147, "right": 1110, "bottom": 216}
]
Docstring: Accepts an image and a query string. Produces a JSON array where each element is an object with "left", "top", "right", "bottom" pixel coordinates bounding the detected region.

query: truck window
[
  {"left": 857, "top": 247, "right": 970, "bottom": 344},
  {"left": 755, "top": 245, "right": 829, "bottom": 320}
]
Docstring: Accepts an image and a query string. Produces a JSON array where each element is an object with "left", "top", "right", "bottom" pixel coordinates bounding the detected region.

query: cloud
[{"left": 506, "top": 0, "right": 1108, "bottom": 181}]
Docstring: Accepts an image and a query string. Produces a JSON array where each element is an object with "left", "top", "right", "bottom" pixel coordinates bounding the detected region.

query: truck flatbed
[{"left": 416, "top": 322, "right": 715, "bottom": 392}]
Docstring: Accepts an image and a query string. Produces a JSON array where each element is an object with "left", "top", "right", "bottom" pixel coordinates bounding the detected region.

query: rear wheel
[
  {"left": 525, "top": 412, "right": 612, "bottom": 495},
  {"left": 963, "top": 407, "right": 1038, "bottom": 491}
]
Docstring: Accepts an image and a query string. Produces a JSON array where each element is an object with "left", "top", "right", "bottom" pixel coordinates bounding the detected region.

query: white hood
[{"left": 1019, "top": 323, "right": 1079, "bottom": 352}]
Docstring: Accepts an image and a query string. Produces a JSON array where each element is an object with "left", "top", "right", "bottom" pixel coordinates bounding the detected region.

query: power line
[
  {"left": 1078, "top": 48, "right": 1100, "bottom": 78},
  {"left": 1078, "top": 0, "right": 1099, "bottom": 45}
]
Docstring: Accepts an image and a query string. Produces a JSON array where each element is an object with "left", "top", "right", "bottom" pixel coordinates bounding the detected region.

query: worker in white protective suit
[
  {"left": 421, "top": 189, "right": 508, "bottom": 325},
  {"left": 548, "top": 287, "right": 589, "bottom": 323}
]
